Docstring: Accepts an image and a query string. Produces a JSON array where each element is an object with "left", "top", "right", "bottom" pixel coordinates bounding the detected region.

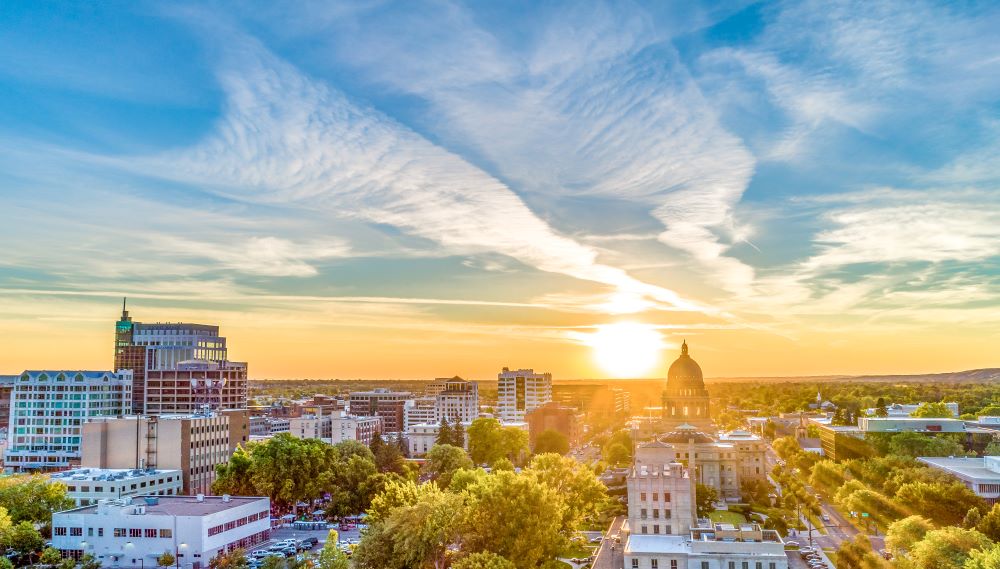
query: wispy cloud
[{"left": 133, "top": 30, "right": 704, "bottom": 312}]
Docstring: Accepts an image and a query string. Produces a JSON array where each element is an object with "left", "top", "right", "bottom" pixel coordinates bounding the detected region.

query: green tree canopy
[
  {"left": 695, "top": 483, "right": 719, "bottom": 519},
  {"left": 966, "top": 543, "right": 1000, "bottom": 569},
  {"left": 885, "top": 515, "right": 934, "bottom": 557},
  {"left": 423, "top": 444, "right": 473, "bottom": 488},
  {"left": 157, "top": 551, "right": 176, "bottom": 568},
  {"left": 908, "top": 527, "right": 990, "bottom": 569},
  {"left": 911, "top": 402, "right": 954, "bottom": 418},
  {"left": 525, "top": 453, "right": 608, "bottom": 530},
  {"left": 0, "top": 475, "right": 74, "bottom": 525},
  {"left": 452, "top": 552, "right": 517, "bottom": 569},
  {"left": 533, "top": 430, "right": 570, "bottom": 455},
  {"left": 467, "top": 418, "right": 529, "bottom": 466},
  {"left": 209, "top": 548, "right": 250, "bottom": 569}
]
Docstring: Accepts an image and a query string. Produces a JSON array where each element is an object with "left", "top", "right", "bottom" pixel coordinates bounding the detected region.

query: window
[
  {"left": 742, "top": 563, "right": 749, "bottom": 569},
  {"left": 651, "top": 561, "right": 658, "bottom": 569},
  {"left": 640, "top": 508, "right": 647, "bottom": 518},
  {"left": 641, "top": 526, "right": 648, "bottom": 535},
  {"left": 160, "top": 529, "right": 172, "bottom": 538},
  {"left": 769, "top": 564, "right": 776, "bottom": 569},
  {"left": 653, "top": 509, "right": 659, "bottom": 519},
  {"left": 702, "top": 563, "right": 709, "bottom": 569},
  {"left": 652, "top": 492, "right": 658, "bottom": 501},
  {"left": 728, "top": 563, "right": 735, "bottom": 569},
  {"left": 98, "top": 528, "right": 104, "bottom": 537},
  {"left": 756, "top": 564, "right": 762, "bottom": 569},
  {"left": 641, "top": 492, "right": 647, "bottom": 501},
  {"left": 653, "top": 525, "right": 660, "bottom": 534},
  {"left": 631, "top": 561, "right": 638, "bottom": 569},
  {"left": 145, "top": 528, "right": 157, "bottom": 538},
  {"left": 670, "top": 562, "right": 677, "bottom": 569},
  {"left": 70, "top": 527, "right": 82, "bottom": 537},
  {"left": 54, "top": 527, "right": 67, "bottom": 536},
  {"left": 129, "top": 528, "right": 141, "bottom": 538}
]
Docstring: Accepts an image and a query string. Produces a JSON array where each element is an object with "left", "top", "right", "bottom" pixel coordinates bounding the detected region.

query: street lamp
[{"left": 176, "top": 543, "right": 187, "bottom": 569}]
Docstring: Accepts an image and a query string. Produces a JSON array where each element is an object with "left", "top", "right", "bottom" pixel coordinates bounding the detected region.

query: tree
[
  {"left": 212, "top": 444, "right": 256, "bottom": 496},
  {"left": 316, "top": 530, "right": 350, "bottom": 569},
  {"left": 966, "top": 543, "right": 1000, "bottom": 569},
  {"left": 875, "top": 398, "right": 889, "bottom": 418},
  {"left": 695, "top": 483, "right": 719, "bottom": 519},
  {"left": 603, "top": 442, "right": 630, "bottom": 466},
  {"left": 452, "top": 552, "right": 517, "bottom": 569},
  {"left": 977, "top": 503, "right": 1000, "bottom": 541},
  {"left": 0, "top": 559, "right": 12, "bottom": 569},
  {"left": 964, "top": 507, "right": 983, "bottom": 529},
  {"left": 460, "top": 471, "right": 566, "bottom": 569},
  {"left": 533, "top": 430, "right": 570, "bottom": 455},
  {"left": 437, "top": 417, "right": 455, "bottom": 447},
  {"left": 895, "top": 481, "right": 985, "bottom": 526},
  {"left": 260, "top": 556, "right": 286, "bottom": 569},
  {"left": 886, "top": 432, "right": 964, "bottom": 458},
  {"left": 157, "top": 551, "right": 177, "bottom": 568},
  {"left": 5, "top": 521, "right": 43, "bottom": 560},
  {"left": 526, "top": 453, "right": 608, "bottom": 531},
  {"left": 453, "top": 421, "right": 466, "bottom": 449},
  {"left": 985, "top": 440, "right": 1000, "bottom": 456},
  {"left": 0, "top": 475, "right": 74, "bottom": 525},
  {"left": 423, "top": 444, "right": 473, "bottom": 488},
  {"left": 383, "top": 487, "right": 465, "bottom": 569},
  {"left": 79, "top": 554, "right": 102, "bottom": 569},
  {"left": 885, "top": 515, "right": 934, "bottom": 557},
  {"left": 468, "top": 418, "right": 505, "bottom": 465},
  {"left": 58, "top": 559, "right": 77, "bottom": 569},
  {"left": 40, "top": 547, "right": 62, "bottom": 566},
  {"left": 907, "top": 527, "right": 990, "bottom": 569},
  {"left": 209, "top": 549, "right": 250, "bottom": 569},
  {"left": 911, "top": 401, "right": 953, "bottom": 418}
]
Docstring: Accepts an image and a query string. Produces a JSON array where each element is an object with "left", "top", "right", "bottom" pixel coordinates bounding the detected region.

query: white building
[
  {"left": 53, "top": 494, "right": 270, "bottom": 568},
  {"left": 865, "top": 402, "right": 960, "bottom": 418},
  {"left": 627, "top": 441, "right": 696, "bottom": 536},
  {"left": 919, "top": 456, "right": 1000, "bottom": 504},
  {"left": 405, "top": 398, "right": 438, "bottom": 431},
  {"left": 286, "top": 413, "right": 381, "bottom": 446},
  {"left": 407, "top": 422, "right": 470, "bottom": 457},
  {"left": 625, "top": 441, "right": 786, "bottom": 569},
  {"left": 6, "top": 370, "right": 133, "bottom": 471},
  {"left": 625, "top": 525, "right": 788, "bottom": 569},
  {"left": 50, "top": 468, "right": 183, "bottom": 507},
  {"left": 436, "top": 377, "right": 479, "bottom": 423},
  {"left": 497, "top": 368, "right": 552, "bottom": 423},
  {"left": 857, "top": 417, "right": 966, "bottom": 433}
]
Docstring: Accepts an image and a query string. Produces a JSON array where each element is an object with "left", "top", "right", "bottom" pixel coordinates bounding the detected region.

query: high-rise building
[
  {"left": 80, "top": 410, "right": 249, "bottom": 495},
  {"left": 526, "top": 402, "right": 582, "bottom": 449},
  {"left": 404, "top": 397, "right": 438, "bottom": 431},
  {"left": 435, "top": 377, "right": 479, "bottom": 423},
  {"left": 114, "top": 301, "right": 247, "bottom": 414},
  {"left": 5, "top": 370, "right": 133, "bottom": 471},
  {"left": 348, "top": 389, "right": 411, "bottom": 433},
  {"left": 0, "top": 375, "right": 16, "bottom": 435},
  {"left": 497, "top": 368, "right": 552, "bottom": 423}
]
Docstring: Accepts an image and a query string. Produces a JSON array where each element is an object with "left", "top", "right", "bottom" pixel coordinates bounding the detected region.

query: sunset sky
[{"left": 1, "top": 1, "right": 998, "bottom": 380}]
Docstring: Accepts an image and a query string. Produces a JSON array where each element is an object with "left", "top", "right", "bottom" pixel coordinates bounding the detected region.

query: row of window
[
  {"left": 207, "top": 510, "right": 269, "bottom": 536},
  {"left": 639, "top": 492, "right": 672, "bottom": 502},
  {"left": 55, "top": 527, "right": 173, "bottom": 539},
  {"left": 638, "top": 509, "right": 672, "bottom": 520},
  {"left": 631, "top": 560, "right": 777, "bottom": 569}
]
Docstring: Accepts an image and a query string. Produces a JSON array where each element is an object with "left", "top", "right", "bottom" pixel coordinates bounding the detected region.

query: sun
[{"left": 586, "top": 322, "right": 664, "bottom": 378}]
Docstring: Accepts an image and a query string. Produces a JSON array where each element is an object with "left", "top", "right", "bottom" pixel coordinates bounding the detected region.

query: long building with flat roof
[{"left": 918, "top": 456, "right": 1000, "bottom": 504}]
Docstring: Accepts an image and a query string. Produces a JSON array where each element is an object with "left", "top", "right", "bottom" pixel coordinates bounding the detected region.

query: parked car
[{"left": 299, "top": 536, "right": 319, "bottom": 549}]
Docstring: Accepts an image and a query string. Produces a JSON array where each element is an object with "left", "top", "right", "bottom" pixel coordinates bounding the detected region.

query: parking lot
[{"left": 245, "top": 524, "right": 364, "bottom": 564}]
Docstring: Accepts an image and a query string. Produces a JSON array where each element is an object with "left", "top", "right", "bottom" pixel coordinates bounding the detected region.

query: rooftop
[
  {"left": 49, "top": 468, "right": 181, "bottom": 483},
  {"left": 64, "top": 495, "right": 267, "bottom": 517},
  {"left": 918, "top": 456, "right": 1000, "bottom": 481}
]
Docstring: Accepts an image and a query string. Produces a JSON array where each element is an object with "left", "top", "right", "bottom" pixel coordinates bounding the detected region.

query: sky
[{"left": 1, "top": 1, "right": 999, "bottom": 380}]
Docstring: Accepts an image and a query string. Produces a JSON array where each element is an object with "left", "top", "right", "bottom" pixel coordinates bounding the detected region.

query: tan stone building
[
  {"left": 661, "top": 341, "right": 712, "bottom": 432},
  {"left": 80, "top": 410, "right": 249, "bottom": 495}
]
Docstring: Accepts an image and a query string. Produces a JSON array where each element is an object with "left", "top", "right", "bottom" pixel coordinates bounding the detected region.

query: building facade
[
  {"left": 405, "top": 397, "right": 438, "bottom": 431},
  {"left": 349, "top": 389, "right": 410, "bottom": 434},
  {"left": 628, "top": 441, "right": 696, "bottom": 536},
  {"left": 5, "top": 370, "right": 133, "bottom": 471},
  {"left": 50, "top": 468, "right": 183, "bottom": 507},
  {"left": 435, "top": 377, "right": 479, "bottom": 423},
  {"left": 919, "top": 456, "right": 1000, "bottom": 504},
  {"left": 497, "top": 368, "right": 552, "bottom": 423},
  {"left": 407, "top": 422, "right": 470, "bottom": 457},
  {"left": 114, "top": 303, "right": 247, "bottom": 415},
  {"left": 52, "top": 495, "right": 270, "bottom": 568},
  {"left": 526, "top": 402, "right": 583, "bottom": 449},
  {"left": 81, "top": 411, "right": 248, "bottom": 495}
]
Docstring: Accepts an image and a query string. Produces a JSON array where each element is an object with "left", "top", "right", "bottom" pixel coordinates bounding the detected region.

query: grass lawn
[
  {"left": 560, "top": 541, "right": 596, "bottom": 559},
  {"left": 708, "top": 510, "right": 748, "bottom": 524}
]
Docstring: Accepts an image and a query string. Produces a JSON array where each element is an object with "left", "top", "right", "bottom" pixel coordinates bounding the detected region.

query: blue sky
[{"left": 1, "top": 1, "right": 998, "bottom": 378}]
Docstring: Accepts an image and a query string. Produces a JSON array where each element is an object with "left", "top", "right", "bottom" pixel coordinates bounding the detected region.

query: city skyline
[{"left": 2, "top": 2, "right": 999, "bottom": 379}]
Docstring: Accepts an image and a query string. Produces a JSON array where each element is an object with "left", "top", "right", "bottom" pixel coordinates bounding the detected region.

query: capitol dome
[{"left": 666, "top": 340, "right": 704, "bottom": 392}]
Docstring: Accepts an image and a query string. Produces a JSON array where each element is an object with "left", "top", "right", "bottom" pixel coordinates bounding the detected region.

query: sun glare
[{"left": 587, "top": 322, "right": 664, "bottom": 378}]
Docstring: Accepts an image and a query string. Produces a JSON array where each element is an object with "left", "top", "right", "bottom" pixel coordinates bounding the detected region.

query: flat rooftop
[
  {"left": 50, "top": 468, "right": 181, "bottom": 482},
  {"left": 625, "top": 535, "right": 689, "bottom": 555},
  {"left": 919, "top": 456, "right": 1000, "bottom": 481},
  {"left": 65, "top": 495, "right": 267, "bottom": 517}
]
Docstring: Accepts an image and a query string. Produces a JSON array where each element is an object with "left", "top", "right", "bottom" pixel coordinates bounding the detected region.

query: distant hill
[{"left": 703, "top": 368, "right": 1000, "bottom": 384}]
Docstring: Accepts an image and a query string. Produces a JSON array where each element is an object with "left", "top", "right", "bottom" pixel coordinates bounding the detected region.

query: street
[{"left": 591, "top": 515, "right": 626, "bottom": 569}]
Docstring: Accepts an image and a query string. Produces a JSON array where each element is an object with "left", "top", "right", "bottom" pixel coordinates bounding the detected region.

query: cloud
[
  {"left": 133, "top": 31, "right": 703, "bottom": 312},
  {"left": 315, "top": 2, "right": 758, "bottom": 292}
]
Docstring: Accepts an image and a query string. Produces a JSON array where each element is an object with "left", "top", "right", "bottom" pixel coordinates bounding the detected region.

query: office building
[
  {"left": 919, "top": 456, "right": 1000, "bottom": 505},
  {"left": 5, "top": 370, "right": 133, "bottom": 471},
  {"left": 407, "top": 422, "right": 470, "bottom": 457},
  {"left": 497, "top": 368, "right": 552, "bottom": 423},
  {"left": 286, "top": 412, "right": 381, "bottom": 446},
  {"left": 114, "top": 302, "right": 248, "bottom": 414},
  {"left": 349, "top": 389, "right": 410, "bottom": 433},
  {"left": 436, "top": 377, "right": 479, "bottom": 423},
  {"left": 628, "top": 440, "right": 696, "bottom": 536},
  {"left": 405, "top": 397, "right": 438, "bottom": 431},
  {"left": 526, "top": 402, "right": 582, "bottom": 449},
  {"left": 50, "top": 468, "right": 183, "bottom": 507},
  {"left": 52, "top": 494, "right": 270, "bottom": 567},
  {"left": 81, "top": 411, "right": 249, "bottom": 495}
]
